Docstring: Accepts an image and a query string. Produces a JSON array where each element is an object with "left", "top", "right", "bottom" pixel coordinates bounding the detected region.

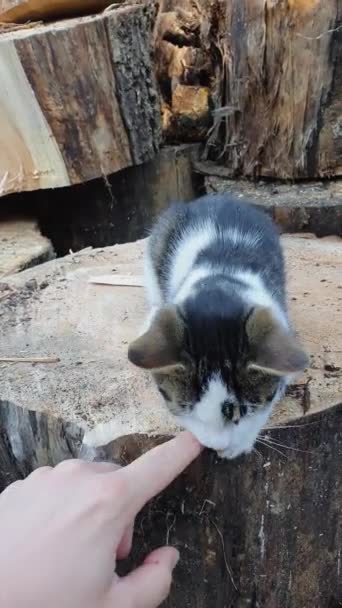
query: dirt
[{"left": 0, "top": 234, "right": 341, "bottom": 448}]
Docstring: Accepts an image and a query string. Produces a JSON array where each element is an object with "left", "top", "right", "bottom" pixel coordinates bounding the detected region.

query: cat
[{"left": 128, "top": 194, "right": 308, "bottom": 459}]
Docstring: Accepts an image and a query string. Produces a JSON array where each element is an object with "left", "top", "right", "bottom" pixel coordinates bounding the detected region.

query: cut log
[
  {"left": 203, "top": 172, "right": 342, "bottom": 237},
  {"left": 156, "top": 0, "right": 342, "bottom": 178},
  {"left": 0, "top": 235, "right": 341, "bottom": 606},
  {"left": 0, "top": 217, "right": 54, "bottom": 277},
  {"left": 0, "top": 3, "right": 160, "bottom": 197},
  {"left": 0, "top": 0, "right": 118, "bottom": 23}
]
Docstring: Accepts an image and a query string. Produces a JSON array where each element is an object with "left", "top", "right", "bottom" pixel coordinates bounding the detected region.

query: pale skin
[{"left": 0, "top": 431, "right": 202, "bottom": 608}]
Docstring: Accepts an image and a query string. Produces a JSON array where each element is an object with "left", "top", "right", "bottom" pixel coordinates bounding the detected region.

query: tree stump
[
  {"left": 0, "top": 235, "right": 341, "bottom": 606},
  {"left": 0, "top": 3, "right": 160, "bottom": 196},
  {"left": 156, "top": 0, "right": 342, "bottom": 179}
]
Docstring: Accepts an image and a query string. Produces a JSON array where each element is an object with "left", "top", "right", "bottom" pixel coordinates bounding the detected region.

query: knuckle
[
  {"left": 29, "top": 466, "right": 52, "bottom": 478},
  {"left": 55, "top": 459, "right": 84, "bottom": 474}
]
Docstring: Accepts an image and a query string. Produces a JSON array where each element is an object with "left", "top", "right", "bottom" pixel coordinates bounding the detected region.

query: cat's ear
[
  {"left": 246, "top": 307, "right": 308, "bottom": 376},
  {"left": 128, "top": 306, "right": 185, "bottom": 371}
]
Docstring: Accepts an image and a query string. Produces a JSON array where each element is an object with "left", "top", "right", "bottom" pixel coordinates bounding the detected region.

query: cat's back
[
  {"left": 147, "top": 194, "right": 285, "bottom": 306},
  {"left": 149, "top": 194, "right": 281, "bottom": 265},
  {"left": 185, "top": 194, "right": 278, "bottom": 241}
]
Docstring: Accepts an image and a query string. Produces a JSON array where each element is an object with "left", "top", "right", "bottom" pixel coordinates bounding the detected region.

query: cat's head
[{"left": 128, "top": 304, "right": 308, "bottom": 458}]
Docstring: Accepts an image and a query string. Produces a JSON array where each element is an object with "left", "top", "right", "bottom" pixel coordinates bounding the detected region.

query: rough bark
[
  {"left": 0, "top": 236, "right": 341, "bottom": 606},
  {"left": 0, "top": 0, "right": 117, "bottom": 22},
  {"left": 1, "top": 400, "right": 341, "bottom": 606},
  {"left": 156, "top": 0, "right": 342, "bottom": 179},
  {"left": 99, "top": 404, "right": 342, "bottom": 608},
  {"left": 0, "top": 3, "right": 160, "bottom": 197},
  {"left": 0, "top": 401, "right": 83, "bottom": 491}
]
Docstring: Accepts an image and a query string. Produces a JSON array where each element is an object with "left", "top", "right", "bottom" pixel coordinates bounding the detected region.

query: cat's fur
[{"left": 128, "top": 194, "right": 308, "bottom": 459}]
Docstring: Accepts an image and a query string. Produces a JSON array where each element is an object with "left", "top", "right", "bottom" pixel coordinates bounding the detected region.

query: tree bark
[
  {"left": 99, "top": 403, "right": 342, "bottom": 608},
  {"left": 0, "top": 3, "right": 160, "bottom": 197},
  {"left": 1, "top": 403, "right": 341, "bottom": 607},
  {"left": 156, "top": 0, "right": 342, "bottom": 179}
]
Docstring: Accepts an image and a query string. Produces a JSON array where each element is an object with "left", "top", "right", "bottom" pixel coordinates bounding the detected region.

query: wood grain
[{"left": 0, "top": 4, "right": 160, "bottom": 197}]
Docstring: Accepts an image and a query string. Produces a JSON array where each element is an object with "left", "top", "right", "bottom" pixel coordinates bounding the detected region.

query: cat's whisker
[
  {"left": 253, "top": 447, "right": 264, "bottom": 462},
  {"left": 260, "top": 436, "right": 315, "bottom": 455},
  {"left": 256, "top": 438, "right": 288, "bottom": 460},
  {"left": 266, "top": 421, "right": 320, "bottom": 430}
]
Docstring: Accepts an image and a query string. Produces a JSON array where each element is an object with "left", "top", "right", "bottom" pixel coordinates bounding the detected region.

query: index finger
[{"left": 115, "top": 431, "right": 202, "bottom": 519}]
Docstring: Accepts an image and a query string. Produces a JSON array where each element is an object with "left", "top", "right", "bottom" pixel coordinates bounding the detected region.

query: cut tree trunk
[
  {"left": 0, "top": 235, "right": 341, "bottom": 606},
  {"left": 156, "top": 0, "right": 342, "bottom": 179},
  {"left": 0, "top": 3, "right": 160, "bottom": 197}
]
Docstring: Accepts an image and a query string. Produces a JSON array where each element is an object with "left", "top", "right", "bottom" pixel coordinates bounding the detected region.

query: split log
[
  {"left": 156, "top": 0, "right": 342, "bottom": 178},
  {"left": 0, "top": 0, "right": 117, "bottom": 23},
  {"left": 0, "top": 234, "right": 341, "bottom": 606},
  {"left": 0, "top": 3, "right": 160, "bottom": 197}
]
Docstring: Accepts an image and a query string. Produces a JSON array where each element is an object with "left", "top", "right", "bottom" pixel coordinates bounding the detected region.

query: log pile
[{"left": 1, "top": 0, "right": 340, "bottom": 197}]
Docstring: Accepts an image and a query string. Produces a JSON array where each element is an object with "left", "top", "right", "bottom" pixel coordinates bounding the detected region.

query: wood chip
[
  {"left": 88, "top": 275, "right": 144, "bottom": 287},
  {"left": 0, "top": 356, "right": 60, "bottom": 364}
]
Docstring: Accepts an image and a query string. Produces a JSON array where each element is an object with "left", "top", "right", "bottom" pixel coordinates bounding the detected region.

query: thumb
[{"left": 111, "top": 546, "right": 179, "bottom": 608}]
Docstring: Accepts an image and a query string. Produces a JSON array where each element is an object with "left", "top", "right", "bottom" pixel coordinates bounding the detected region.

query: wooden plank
[
  {"left": 0, "top": 0, "right": 119, "bottom": 23},
  {"left": 0, "top": 4, "right": 160, "bottom": 197}
]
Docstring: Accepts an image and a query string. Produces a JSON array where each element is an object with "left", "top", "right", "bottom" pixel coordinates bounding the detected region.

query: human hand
[{"left": 0, "top": 431, "right": 201, "bottom": 608}]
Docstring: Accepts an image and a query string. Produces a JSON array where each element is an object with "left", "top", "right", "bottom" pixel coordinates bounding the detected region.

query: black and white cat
[{"left": 128, "top": 194, "right": 308, "bottom": 459}]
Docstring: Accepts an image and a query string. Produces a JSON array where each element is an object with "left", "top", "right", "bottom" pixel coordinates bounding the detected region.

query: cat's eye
[
  {"left": 158, "top": 387, "right": 171, "bottom": 402},
  {"left": 221, "top": 400, "right": 235, "bottom": 421}
]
